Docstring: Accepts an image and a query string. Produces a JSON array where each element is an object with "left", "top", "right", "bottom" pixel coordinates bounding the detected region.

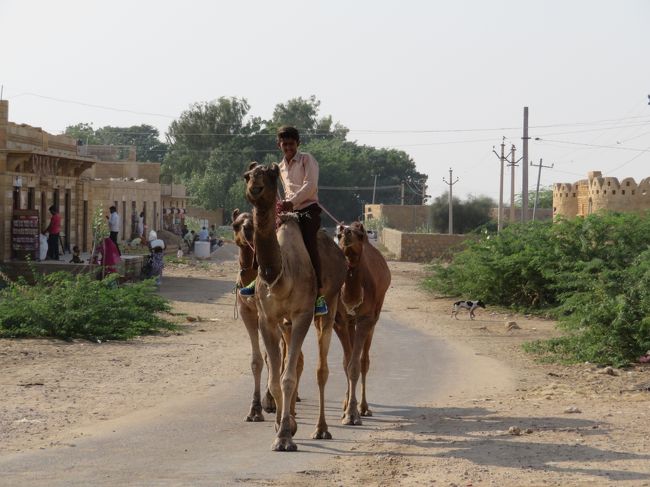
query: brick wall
[{"left": 381, "top": 228, "right": 469, "bottom": 262}]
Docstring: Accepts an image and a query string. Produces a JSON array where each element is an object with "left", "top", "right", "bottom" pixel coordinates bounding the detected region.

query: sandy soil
[{"left": 1, "top": 246, "right": 649, "bottom": 486}]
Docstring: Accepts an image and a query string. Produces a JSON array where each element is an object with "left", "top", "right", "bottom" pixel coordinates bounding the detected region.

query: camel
[
  {"left": 243, "top": 162, "right": 346, "bottom": 451},
  {"left": 334, "top": 221, "right": 391, "bottom": 426},
  {"left": 231, "top": 209, "right": 266, "bottom": 422},
  {"left": 231, "top": 209, "right": 302, "bottom": 420}
]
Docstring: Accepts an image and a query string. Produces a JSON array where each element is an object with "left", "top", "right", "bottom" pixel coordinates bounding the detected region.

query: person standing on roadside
[
  {"left": 45, "top": 205, "right": 61, "bottom": 260},
  {"left": 107, "top": 206, "right": 121, "bottom": 255}
]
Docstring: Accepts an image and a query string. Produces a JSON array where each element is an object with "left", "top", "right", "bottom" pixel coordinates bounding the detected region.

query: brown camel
[
  {"left": 243, "top": 162, "right": 346, "bottom": 451},
  {"left": 232, "top": 209, "right": 303, "bottom": 420},
  {"left": 334, "top": 221, "right": 391, "bottom": 426}
]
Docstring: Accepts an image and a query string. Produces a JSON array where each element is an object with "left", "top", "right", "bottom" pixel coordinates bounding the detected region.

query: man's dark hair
[
  {"left": 277, "top": 125, "right": 300, "bottom": 143},
  {"left": 109, "top": 206, "right": 117, "bottom": 212},
  {"left": 48, "top": 205, "right": 57, "bottom": 213}
]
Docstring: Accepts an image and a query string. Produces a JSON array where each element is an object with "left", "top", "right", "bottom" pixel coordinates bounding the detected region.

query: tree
[
  {"left": 516, "top": 186, "right": 553, "bottom": 209},
  {"left": 64, "top": 123, "right": 167, "bottom": 162},
  {"left": 429, "top": 193, "right": 495, "bottom": 234}
]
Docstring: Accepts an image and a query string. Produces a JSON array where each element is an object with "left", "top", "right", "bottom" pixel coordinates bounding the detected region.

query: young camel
[
  {"left": 334, "top": 222, "right": 391, "bottom": 426},
  {"left": 244, "top": 162, "right": 346, "bottom": 451}
]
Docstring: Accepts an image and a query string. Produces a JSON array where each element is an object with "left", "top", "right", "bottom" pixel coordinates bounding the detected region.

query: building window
[
  {"left": 603, "top": 190, "right": 607, "bottom": 194},
  {"left": 632, "top": 190, "right": 636, "bottom": 195},
  {"left": 612, "top": 190, "right": 616, "bottom": 195},
  {"left": 572, "top": 193, "right": 576, "bottom": 197},
  {"left": 596, "top": 190, "right": 599, "bottom": 194},
  {"left": 622, "top": 190, "right": 626, "bottom": 195},
  {"left": 626, "top": 182, "right": 630, "bottom": 186},
  {"left": 607, "top": 181, "right": 611, "bottom": 186}
]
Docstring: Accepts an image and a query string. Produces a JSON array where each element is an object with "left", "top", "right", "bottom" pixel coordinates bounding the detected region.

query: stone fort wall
[{"left": 553, "top": 171, "right": 650, "bottom": 218}]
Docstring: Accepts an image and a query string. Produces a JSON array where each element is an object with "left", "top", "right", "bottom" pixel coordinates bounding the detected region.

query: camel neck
[
  {"left": 238, "top": 245, "right": 257, "bottom": 287},
  {"left": 253, "top": 206, "right": 283, "bottom": 286}
]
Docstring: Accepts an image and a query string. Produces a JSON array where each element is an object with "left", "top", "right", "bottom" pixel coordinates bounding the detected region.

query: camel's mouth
[{"left": 249, "top": 186, "right": 263, "bottom": 196}]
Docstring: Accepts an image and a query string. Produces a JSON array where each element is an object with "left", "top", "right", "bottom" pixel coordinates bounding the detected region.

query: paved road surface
[{"left": 0, "top": 306, "right": 512, "bottom": 486}]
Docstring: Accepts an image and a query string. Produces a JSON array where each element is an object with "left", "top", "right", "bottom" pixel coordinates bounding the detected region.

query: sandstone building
[
  {"left": 0, "top": 100, "right": 220, "bottom": 263},
  {"left": 553, "top": 171, "right": 650, "bottom": 219}
]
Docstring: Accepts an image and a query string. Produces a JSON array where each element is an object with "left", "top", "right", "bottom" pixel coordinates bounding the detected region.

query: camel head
[
  {"left": 336, "top": 221, "right": 367, "bottom": 268},
  {"left": 231, "top": 209, "right": 254, "bottom": 249},
  {"left": 244, "top": 162, "right": 279, "bottom": 209}
]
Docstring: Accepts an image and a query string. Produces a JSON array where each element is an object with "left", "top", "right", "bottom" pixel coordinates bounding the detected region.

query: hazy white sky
[{"left": 2, "top": 0, "right": 649, "bottom": 202}]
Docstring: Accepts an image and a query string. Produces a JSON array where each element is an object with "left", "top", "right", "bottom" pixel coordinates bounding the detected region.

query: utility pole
[
  {"left": 420, "top": 179, "right": 428, "bottom": 205},
  {"left": 492, "top": 137, "right": 506, "bottom": 232},
  {"left": 531, "top": 158, "right": 554, "bottom": 221},
  {"left": 442, "top": 167, "right": 459, "bottom": 235},
  {"left": 372, "top": 174, "right": 378, "bottom": 204},
  {"left": 522, "top": 106, "right": 530, "bottom": 223},
  {"left": 508, "top": 144, "right": 522, "bottom": 223},
  {"left": 400, "top": 181, "right": 405, "bottom": 205}
]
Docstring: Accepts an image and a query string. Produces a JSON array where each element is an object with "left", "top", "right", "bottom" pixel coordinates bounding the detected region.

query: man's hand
[{"left": 279, "top": 200, "right": 294, "bottom": 212}]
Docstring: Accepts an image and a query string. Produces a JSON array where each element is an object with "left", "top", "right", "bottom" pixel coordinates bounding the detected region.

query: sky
[{"left": 2, "top": 0, "right": 649, "bottom": 203}]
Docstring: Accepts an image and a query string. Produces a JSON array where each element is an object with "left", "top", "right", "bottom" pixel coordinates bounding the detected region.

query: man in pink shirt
[{"left": 240, "top": 126, "right": 328, "bottom": 316}]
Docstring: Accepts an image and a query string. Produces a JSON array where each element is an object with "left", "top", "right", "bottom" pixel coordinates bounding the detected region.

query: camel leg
[
  {"left": 261, "top": 349, "right": 276, "bottom": 413},
  {"left": 241, "top": 304, "right": 264, "bottom": 422},
  {"left": 272, "top": 311, "right": 312, "bottom": 452},
  {"left": 312, "top": 312, "right": 334, "bottom": 439},
  {"left": 334, "top": 315, "right": 352, "bottom": 415},
  {"left": 359, "top": 324, "right": 376, "bottom": 417},
  {"left": 258, "top": 319, "right": 285, "bottom": 446},
  {"left": 342, "top": 317, "right": 372, "bottom": 426},
  {"left": 280, "top": 325, "right": 303, "bottom": 417}
]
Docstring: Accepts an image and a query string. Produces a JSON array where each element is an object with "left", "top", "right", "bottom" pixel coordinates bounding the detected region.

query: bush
[
  {"left": 424, "top": 211, "right": 650, "bottom": 365},
  {"left": 0, "top": 272, "right": 175, "bottom": 341}
]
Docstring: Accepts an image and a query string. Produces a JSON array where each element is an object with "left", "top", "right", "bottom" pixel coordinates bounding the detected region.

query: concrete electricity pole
[
  {"left": 522, "top": 106, "right": 530, "bottom": 223},
  {"left": 531, "top": 158, "right": 554, "bottom": 221},
  {"left": 372, "top": 174, "right": 378, "bottom": 204},
  {"left": 508, "top": 144, "right": 522, "bottom": 222},
  {"left": 443, "top": 167, "right": 459, "bottom": 235},
  {"left": 400, "top": 181, "right": 405, "bottom": 205},
  {"left": 492, "top": 137, "right": 506, "bottom": 232}
]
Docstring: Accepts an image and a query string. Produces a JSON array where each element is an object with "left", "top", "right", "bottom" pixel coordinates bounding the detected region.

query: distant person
[
  {"left": 70, "top": 245, "right": 83, "bottom": 264},
  {"left": 183, "top": 230, "right": 196, "bottom": 253},
  {"left": 209, "top": 225, "right": 222, "bottom": 252},
  {"left": 181, "top": 224, "right": 189, "bottom": 238},
  {"left": 198, "top": 226, "right": 209, "bottom": 242},
  {"left": 107, "top": 206, "right": 121, "bottom": 255},
  {"left": 138, "top": 211, "right": 145, "bottom": 238},
  {"left": 147, "top": 239, "right": 165, "bottom": 286},
  {"left": 45, "top": 206, "right": 61, "bottom": 260}
]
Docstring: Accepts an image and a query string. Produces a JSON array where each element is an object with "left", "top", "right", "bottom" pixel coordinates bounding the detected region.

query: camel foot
[
  {"left": 342, "top": 413, "right": 362, "bottom": 426},
  {"left": 245, "top": 411, "right": 264, "bottom": 422},
  {"left": 262, "top": 392, "right": 276, "bottom": 413},
  {"left": 312, "top": 428, "right": 332, "bottom": 440},
  {"left": 360, "top": 408, "right": 373, "bottom": 417},
  {"left": 272, "top": 437, "right": 298, "bottom": 452},
  {"left": 296, "top": 395, "right": 301, "bottom": 402}
]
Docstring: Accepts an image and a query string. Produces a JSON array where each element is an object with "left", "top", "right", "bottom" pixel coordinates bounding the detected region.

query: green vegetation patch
[
  {"left": 424, "top": 212, "right": 650, "bottom": 366},
  {"left": 0, "top": 272, "right": 175, "bottom": 341}
]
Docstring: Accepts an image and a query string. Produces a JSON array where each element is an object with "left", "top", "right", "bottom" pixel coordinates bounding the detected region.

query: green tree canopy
[
  {"left": 64, "top": 123, "right": 167, "bottom": 162},
  {"left": 429, "top": 193, "right": 495, "bottom": 234}
]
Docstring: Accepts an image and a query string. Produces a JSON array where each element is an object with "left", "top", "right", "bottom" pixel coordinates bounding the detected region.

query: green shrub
[
  {"left": 0, "top": 272, "right": 175, "bottom": 341},
  {"left": 424, "top": 211, "right": 650, "bottom": 365}
]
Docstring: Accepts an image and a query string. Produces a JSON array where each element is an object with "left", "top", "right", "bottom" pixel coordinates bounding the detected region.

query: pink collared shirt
[{"left": 279, "top": 152, "right": 319, "bottom": 211}]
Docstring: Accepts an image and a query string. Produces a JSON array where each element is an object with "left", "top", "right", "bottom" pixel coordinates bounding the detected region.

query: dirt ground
[{"left": 1, "top": 245, "right": 649, "bottom": 486}]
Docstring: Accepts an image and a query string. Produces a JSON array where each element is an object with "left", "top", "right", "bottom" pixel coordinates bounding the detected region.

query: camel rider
[{"left": 239, "top": 125, "right": 328, "bottom": 317}]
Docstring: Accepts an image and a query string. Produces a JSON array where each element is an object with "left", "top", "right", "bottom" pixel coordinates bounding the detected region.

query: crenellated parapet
[{"left": 553, "top": 170, "right": 650, "bottom": 219}]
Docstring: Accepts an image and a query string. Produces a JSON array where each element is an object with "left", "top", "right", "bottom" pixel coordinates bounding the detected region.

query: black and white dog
[{"left": 451, "top": 300, "right": 486, "bottom": 320}]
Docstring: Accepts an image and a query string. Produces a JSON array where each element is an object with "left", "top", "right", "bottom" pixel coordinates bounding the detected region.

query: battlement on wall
[{"left": 553, "top": 170, "right": 650, "bottom": 219}]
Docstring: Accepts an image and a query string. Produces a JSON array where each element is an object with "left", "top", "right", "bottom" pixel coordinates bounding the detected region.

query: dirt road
[{"left": 1, "top": 245, "right": 649, "bottom": 486}]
